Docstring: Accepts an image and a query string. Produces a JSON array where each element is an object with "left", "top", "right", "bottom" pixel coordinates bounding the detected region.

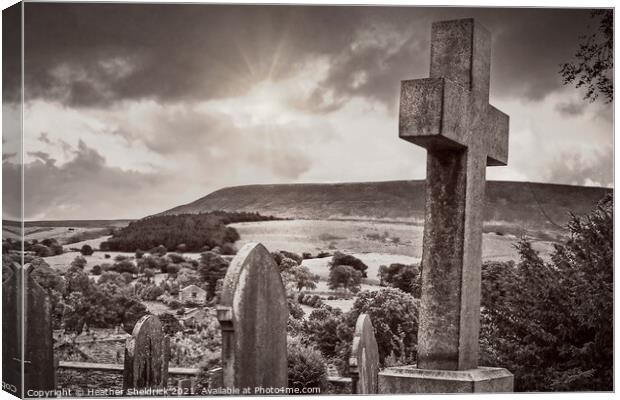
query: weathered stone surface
[
  {"left": 398, "top": 18, "right": 509, "bottom": 371},
  {"left": 216, "top": 243, "right": 288, "bottom": 393},
  {"left": 349, "top": 314, "right": 380, "bottom": 394},
  {"left": 25, "top": 264, "right": 56, "bottom": 393},
  {"left": 379, "top": 366, "right": 513, "bottom": 393},
  {"left": 123, "top": 315, "right": 170, "bottom": 391},
  {"left": 2, "top": 262, "right": 23, "bottom": 397}
]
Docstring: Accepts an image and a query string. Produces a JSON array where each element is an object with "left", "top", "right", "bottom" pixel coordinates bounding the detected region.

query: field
[{"left": 231, "top": 219, "right": 555, "bottom": 262}]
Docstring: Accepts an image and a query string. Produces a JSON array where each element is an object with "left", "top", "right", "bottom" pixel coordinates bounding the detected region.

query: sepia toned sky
[{"left": 2, "top": 3, "right": 614, "bottom": 220}]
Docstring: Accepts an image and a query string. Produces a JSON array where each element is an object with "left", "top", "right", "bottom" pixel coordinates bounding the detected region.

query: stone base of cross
[{"left": 378, "top": 18, "right": 513, "bottom": 393}]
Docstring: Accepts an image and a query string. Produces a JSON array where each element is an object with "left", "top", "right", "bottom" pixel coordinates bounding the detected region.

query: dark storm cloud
[
  {"left": 5, "top": 141, "right": 168, "bottom": 219},
  {"left": 22, "top": 4, "right": 597, "bottom": 110}
]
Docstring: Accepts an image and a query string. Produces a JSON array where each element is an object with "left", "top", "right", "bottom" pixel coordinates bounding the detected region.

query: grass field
[{"left": 231, "top": 219, "right": 555, "bottom": 262}]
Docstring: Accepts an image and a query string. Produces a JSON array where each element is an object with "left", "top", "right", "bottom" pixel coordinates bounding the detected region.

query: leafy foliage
[
  {"left": 560, "top": 10, "right": 613, "bottom": 102},
  {"left": 480, "top": 195, "right": 613, "bottom": 391},
  {"left": 329, "top": 251, "right": 368, "bottom": 277},
  {"left": 287, "top": 338, "right": 328, "bottom": 391},
  {"left": 80, "top": 244, "right": 94, "bottom": 256},
  {"left": 197, "top": 252, "right": 230, "bottom": 299},
  {"left": 327, "top": 265, "right": 362, "bottom": 293},
  {"left": 101, "top": 211, "right": 276, "bottom": 252},
  {"left": 378, "top": 263, "right": 421, "bottom": 297},
  {"left": 349, "top": 289, "right": 419, "bottom": 365}
]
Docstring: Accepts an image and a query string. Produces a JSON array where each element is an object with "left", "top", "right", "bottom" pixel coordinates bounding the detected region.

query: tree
[
  {"left": 110, "top": 259, "right": 138, "bottom": 274},
  {"left": 560, "top": 10, "right": 613, "bottom": 102},
  {"left": 327, "top": 265, "right": 362, "bottom": 293},
  {"left": 349, "top": 289, "right": 420, "bottom": 365},
  {"left": 286, "top": 265, "right": 320, "bottom": 292},
  {"left": 378, "top": 263, "right": 421, "bottom": 297},
  {"left": 480, "top": 195, "right": 612, "bottom": 391},
  {"left": 80, "top": 244, "right": 94, "bottom": 256},
  {"left": 70, "top": 256, "right": 87, "bottom": 270},
  {"left": 329, "top": 252, "right": 368, "bottom": 277},
  {"left": 279, "top": 257, "right": 299, "bottom": 273},
  {"left": 91, "top": 265, "right": 102, "bottom": 275},
  {"left": 198, "top": 252, "right": 230, "bottom": 299}
]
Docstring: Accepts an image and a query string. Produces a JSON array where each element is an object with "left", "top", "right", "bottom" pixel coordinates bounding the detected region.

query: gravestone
[
  {"left": 349, "top": 314, "right": 380, "bottom": 394},
  {"left": 378, "top": 18, "right": 513, "bottom": 393},
  {"left": 3, "top": 263, "right": 56, "bottom": 396},
  {"left": 216, "top": 243, "right": 288, "bottom": 394},
  {"left": 24, "top": 264, "right": 56, "bottom": 393},
  {"left": 123, "top": 315, "right": 170, "bottom": 392}
]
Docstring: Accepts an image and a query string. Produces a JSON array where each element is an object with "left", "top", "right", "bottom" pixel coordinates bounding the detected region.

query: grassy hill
[{"left": 162, "top": 180, "right": 611, "bottom": 239}]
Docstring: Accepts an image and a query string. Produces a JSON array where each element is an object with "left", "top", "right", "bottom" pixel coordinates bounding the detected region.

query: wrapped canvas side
[{"left": 2, "top": 2, "right": 24, "bottom": 398}]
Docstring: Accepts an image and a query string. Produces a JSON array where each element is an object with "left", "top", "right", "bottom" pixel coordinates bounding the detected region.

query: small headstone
[
  {"left": 123, "top": 315, "right": 170, "bottom": 391},
  {"left": 349, "top": 314, "right": 380, "bottom": 394},
  {"left": 216, "top": 243, "right": 288, "bottom": 393}
]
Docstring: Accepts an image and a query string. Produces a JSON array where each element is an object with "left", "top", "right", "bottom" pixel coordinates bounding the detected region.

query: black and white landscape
[{"left": 1, "top": 3, "right": 613, "bottom": 397}]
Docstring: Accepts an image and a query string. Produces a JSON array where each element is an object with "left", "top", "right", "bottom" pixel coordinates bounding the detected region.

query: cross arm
[
  {"left": 399, "top": 77, "right": 471, "bottom": 151},
  {"left": 484, "top": 105, "right": 509, "bottom": 166}
]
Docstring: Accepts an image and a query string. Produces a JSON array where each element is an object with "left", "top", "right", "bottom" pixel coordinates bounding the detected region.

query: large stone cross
[{"left": 399, "top": 18, "right": 509, "bottom": 371}]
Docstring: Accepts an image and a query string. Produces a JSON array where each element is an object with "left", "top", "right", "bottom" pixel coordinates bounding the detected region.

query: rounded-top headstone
[
  {"left": 123, "top": 314, "right": 168, "bottom": 390},
  {"left": 217, "top": 242, "right": 288, "bottom": 392},
  {"left": 349, "top": 313, "right": 380, "bottom": 394}
]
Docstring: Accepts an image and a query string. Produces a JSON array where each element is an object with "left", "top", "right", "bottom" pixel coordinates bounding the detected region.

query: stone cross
[
  {"left": 399, "top": 18, "right": 509, "bottom": 371},
  {"left": 2, "top": 262, "right": 23, "bottom": 397},
  {"left": 349, "top": 314, "right": 380, "bottom": 394},
  {"left": 123, "top": 314, "right": 170, "bottom": 391},
  {"left": 216, "top": 243, "right": 288, "bottom": 393}
]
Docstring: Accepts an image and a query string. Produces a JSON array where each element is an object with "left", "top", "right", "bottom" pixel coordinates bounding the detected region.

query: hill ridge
[{"left": 162, "top": 180, "right": 611, "bottom": 237}]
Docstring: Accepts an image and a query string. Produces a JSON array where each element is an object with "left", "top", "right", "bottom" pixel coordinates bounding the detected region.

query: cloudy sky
[{"left": 2, "top": 3, "right": 613, "bottom": 220}]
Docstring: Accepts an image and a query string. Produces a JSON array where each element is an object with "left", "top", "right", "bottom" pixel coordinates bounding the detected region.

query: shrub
[
  {"left": 480, "top": 195, "right": 613, "bottom": 391},
  {"left": 168, "top": 253, "right": 185, "bottom": 264},
  {"left": 50, "top": 243, "right": 64, "bottom": 256},
  {"left": 349, "top": 289, "right": 419, "bottom": 364},
  {"left": 140, "top": 285, "right": 165, "bottom": 301},
  {"left": 110, "top": 260, "right": 138, "bottom": 274},
  {"left": 302, "top": 252, "right": 313, "bottom": 260},
  {"left": 104, "top": 254, "right": 111, "bottom": 259},
  {"left": 220, "top": 243, "right": 236, "bottom": 255},
  {"left": 287, "top": 338, "right": 328, "bottom": 391},
  {"left": 378, "top": 263, "right": 421, "bottom": 297},
  {"left": 71, "top": 256, "right": 88, "bottom": 270},
  {"left": 158, "top": 312, "right": 183, "bottom": 335},
  {"left": 151, "top": 245, "right": 167, "bottom": 257},
  {"left": 288, "top": 299, "right": 305, "bottom": 320},
  {"left": 135, "top": 249, "right": 145, "bottom": 259},
  {"left": 168, "top": 299, "right": 183, "bottom": 310},
  {"left": 32, "top": 244, "right": 53, "bottom": 258},
  {"left": 80, "top": 245, "right": 94, "bottom": 256},
  {"left": 91, "top": 265, "right": 102, "bottom": 275}
]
